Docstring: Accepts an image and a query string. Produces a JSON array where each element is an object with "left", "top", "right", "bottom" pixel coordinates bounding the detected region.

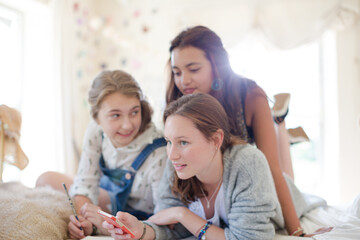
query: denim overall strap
[
  {"left": 131, "top": 137, "right": 167, "bottom": 171},
  {"left": 99, "top": 137, "right": 166, "bottom": 218}
]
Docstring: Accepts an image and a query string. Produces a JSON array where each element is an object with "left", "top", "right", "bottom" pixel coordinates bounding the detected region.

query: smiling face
[
  {"left": 97, "top": 92, "right": 142, "bottom": 148},
  {"left": 171, "top": 46, "right": 214, "bottom": 95},
  {"left": 164, "top": 114, "right": 218, "bottom": 180}
]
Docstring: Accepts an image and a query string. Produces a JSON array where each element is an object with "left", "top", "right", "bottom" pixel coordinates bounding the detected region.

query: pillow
[{"left": 0, "top": 182, "right": 72, "bottom": 240}]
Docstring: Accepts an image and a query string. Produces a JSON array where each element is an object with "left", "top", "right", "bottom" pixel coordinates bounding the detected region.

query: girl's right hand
[
  {"left": 68, "top": 214, "right": 92, "bottom": 239},
  {"left": 102, "top": 212, "right": 144, "bottom": 240}
]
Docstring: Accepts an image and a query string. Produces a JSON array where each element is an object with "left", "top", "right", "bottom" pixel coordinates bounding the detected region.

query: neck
[{"left": 197, "top": 150, "right": 223, "bottom": 189}]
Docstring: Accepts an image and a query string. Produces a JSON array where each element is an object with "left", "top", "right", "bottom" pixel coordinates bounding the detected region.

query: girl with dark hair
[{"left": 165, "top": 25, "right": 303, "bottom": 236}]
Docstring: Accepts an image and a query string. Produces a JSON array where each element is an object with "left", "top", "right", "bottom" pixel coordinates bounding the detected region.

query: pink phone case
[{"left": 97, "top": 209, "right": 135, "bottom": 238}]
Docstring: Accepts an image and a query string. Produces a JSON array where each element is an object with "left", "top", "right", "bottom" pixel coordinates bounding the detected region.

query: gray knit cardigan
[{"left": 145, "top": 144, "right": 286, "bottom": 240}]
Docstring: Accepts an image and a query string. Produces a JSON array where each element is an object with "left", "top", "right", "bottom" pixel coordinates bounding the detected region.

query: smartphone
[{"left": 97, "top": 209, "right": 135, "bottom": 238}]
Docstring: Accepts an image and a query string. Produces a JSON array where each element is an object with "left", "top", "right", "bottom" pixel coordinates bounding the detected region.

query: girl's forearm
[
  {"left": 74, "top": 195, "right": 92, "bottom": 214},
  {"left": 142, "top": 223, "right": 156, "bottom": 240},
  {"left": 178, "top": 208, "right": 225, "bottom": 240},
  {"left": 273, "top": 172, "right": 302, "bottom": 235}
]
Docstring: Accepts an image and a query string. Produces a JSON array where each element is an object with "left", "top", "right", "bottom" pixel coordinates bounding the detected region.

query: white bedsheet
[{"left": 276, "top": 195, "right": 360, "bottom": 240}]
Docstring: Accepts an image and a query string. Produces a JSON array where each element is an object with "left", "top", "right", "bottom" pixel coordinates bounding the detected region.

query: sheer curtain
[
  {"left": 171, "top": 0, "right": 359, "bottom": 49},
  {"left": 51, "top": 0, "right": 79, "bottom": 175}
]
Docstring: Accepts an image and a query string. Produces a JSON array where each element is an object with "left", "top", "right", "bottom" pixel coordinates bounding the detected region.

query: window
[
  {"left": 0, "top": 4, "right": 23, "bottom": 181},
  {"left": 0, "top": 5, "right": 22, "bottom": 108},
  {"left": 228, "top": 32, "right": 338, "bottom": 203},
  {"left": 0, "top": 0, "right": 63, "bottom": 186}
]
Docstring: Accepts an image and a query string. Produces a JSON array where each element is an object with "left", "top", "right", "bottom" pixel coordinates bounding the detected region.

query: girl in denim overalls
[{"left": 36, "top": 70, "right": 167, "bottom": 238}]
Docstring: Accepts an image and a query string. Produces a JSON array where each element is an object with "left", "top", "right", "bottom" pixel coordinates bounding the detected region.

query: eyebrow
[
  {"left": 172, "top": 62, "right": 201, "bottom": 70},
  {"left": 186, "top": 62, "right": 201, "bottom": 67},
  {"left": 164, "top": 135, "right": 190, "bottom": 140},
  {"left": 108, "top": 105, "right": 140, "bottom": 113}
]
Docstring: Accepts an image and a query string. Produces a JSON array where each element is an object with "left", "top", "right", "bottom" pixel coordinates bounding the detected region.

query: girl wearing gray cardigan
[{"left": 102, "top": 93, "right": 284, "bottom": 240}]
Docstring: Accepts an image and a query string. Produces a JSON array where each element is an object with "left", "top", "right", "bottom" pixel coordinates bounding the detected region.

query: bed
[{"left": 1, "top": 182, "right": 359, "bottom": 240}]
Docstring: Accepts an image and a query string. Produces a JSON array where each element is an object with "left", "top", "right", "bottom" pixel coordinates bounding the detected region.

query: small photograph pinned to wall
[
  {"left": 130, "top": 59, "right": 142, "bottom": 70},
  {"left": 121, "top": 58, "right": 127, "bottom": 66},
  {"left": 123, "top": 19, "right": 129, "bottom": 27},
  {"left": 151, "top": 8, "right": 158, "bottom": 14},
  {"left": 76, "top": 69, "right": 83, "bottom": 79},
  {"left": 73, "top": 2, "right": 79, "bottom": 12},
  {"left": 133, "top": 9, "right": 141, "bottom": 18},
  {"left": 100, "top": 62, "right": 108, "bottom": 70},
  {"left": 142, "top": 25, "right": 149, "bottom": 33}
]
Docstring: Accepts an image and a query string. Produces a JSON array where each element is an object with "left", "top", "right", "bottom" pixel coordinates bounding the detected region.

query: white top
[
  {"left": 70, "top": 120, "right": 167, "bottom": 213},
  {"left": 188, "top": 184, "right": 228, "bottom": 227}
]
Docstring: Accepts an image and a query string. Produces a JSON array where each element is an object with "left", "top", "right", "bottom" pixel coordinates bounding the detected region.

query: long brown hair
[
  {"left": 166, "top": 25, "right": 258, "bottom": 137},
  {"left": 88, "top": 70, "right": 152, "bottom": 134},
  {"left": 163, "top": 93, "right": 244, "bottom": 204}
]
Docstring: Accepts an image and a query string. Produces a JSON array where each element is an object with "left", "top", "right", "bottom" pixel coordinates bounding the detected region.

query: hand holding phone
[{"left": 97, "top": 209, "right": 135, "bottom": 238}]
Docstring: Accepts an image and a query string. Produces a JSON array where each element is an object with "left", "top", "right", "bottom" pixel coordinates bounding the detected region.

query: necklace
[{"left": 199, "top": 177, "right": 222, "bottom": 209}]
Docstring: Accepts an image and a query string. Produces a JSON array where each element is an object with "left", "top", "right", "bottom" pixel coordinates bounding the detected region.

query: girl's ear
[{"left": 212, "top": 129, "right": 224, "bottom": 150}]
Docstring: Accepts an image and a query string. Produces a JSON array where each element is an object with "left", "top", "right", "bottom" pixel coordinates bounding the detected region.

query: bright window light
[
  {"left": 0, "top": 5, "right": 22, "bottom": 108},
  {"left": 0, "top": 1, "right": 62, "bottom": 187},
  {"left": 228, "top": 35, "right": 325, "bottom": 199}
]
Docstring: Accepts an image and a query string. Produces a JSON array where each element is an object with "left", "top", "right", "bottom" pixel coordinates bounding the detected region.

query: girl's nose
[
  {"left": 167, "top": 145, "right": 180, "bottom": 161},
  {"left": 121, "top": 117, "right": 132, "bottom": 129},
  {"left": 181, "top": 73, "right": 191, "bottom": 86}
]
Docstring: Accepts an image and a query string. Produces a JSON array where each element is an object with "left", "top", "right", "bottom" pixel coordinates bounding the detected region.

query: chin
[
  {"left": 115, "top": 137, "right": 135, "bottom": 147},
  {"left": 176, "top": 173, "right": 193, "bottom": 180}
]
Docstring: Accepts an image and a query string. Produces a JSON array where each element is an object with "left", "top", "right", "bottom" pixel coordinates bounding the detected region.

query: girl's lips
[
  {"left": 173, "top": 163, "right": 187, "bottom": 171},
  {"left": 117, "top": 131, "right": 133, "bottom": 137},
  {"left": 183, "top": 88, "right": 195, "bottom": 94}
]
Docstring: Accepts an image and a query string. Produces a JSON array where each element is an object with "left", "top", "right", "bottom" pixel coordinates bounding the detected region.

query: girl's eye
[
  {"left": 131, "top": 110, "right": 139, "bottom": 116},
  {"left": 173, "top": 71, "right": 181, "bottom": 77},
  {"left": 166, "top": 140, "right": 172, "bottom": 146},
  {"left": 189, "top": 68, "right": 199, "bottom": 73},
  {"left": 180, "top": 141, "right": 188, "bottom": 146},
  {"left": 111, "top": 114, "right": 120, "bottom": 118}
]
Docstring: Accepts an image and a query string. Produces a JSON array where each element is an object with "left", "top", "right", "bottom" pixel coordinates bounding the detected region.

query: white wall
[{"left": 336, "top": 19, "right": 360, "bottom": 203}]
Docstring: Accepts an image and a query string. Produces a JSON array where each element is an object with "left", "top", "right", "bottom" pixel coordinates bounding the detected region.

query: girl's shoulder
[
  {"left": 232, "top": 75, "right": 258, "bottom": 91},
  {"left": 231, "top": 75, "right": 265, "bottom": 98},
  {"left": 223, "top": 144, "right": 268, "bottom": 173},
  {"left": 245, "top": 82, "right": 267, "bottom": 102},
  {"left": 229, "top": 75, "right": 266, "bottom": 108},
  {"left": 242, "top": 80, "right": 269, "bottom": 123},
  {"left": 83, "top": 119, "right": 103, "bottom": 142},
  {"left": 131, "top": 122, "right": 165, "bottom": 148},
  {"left": 142, "top": 122, "right": 164, "bottom": 141}
]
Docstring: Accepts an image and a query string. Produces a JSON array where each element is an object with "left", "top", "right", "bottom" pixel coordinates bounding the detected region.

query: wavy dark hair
[
  {"left": 166, "top": 25, "right": 258, "bottom": 137},
  {"left": 164, "top": 93, "right": 244, "bottom": 204}
]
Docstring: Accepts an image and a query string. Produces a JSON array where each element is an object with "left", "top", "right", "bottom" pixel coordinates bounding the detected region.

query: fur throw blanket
[{"left": 0, "top": 182, "right": 72, "bottom": 240}]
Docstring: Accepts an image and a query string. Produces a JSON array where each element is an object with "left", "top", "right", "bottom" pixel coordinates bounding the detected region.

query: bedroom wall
[
  {"left": 336, "top": 17, "right": 360, "bottom": 203},
  {"left": 65, "top": 0, "right": 177, "bottom": 158}
]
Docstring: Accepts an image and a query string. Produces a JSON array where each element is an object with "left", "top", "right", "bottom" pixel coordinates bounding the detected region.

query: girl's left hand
[
  {"left": 148, "top": 207, "right": 188, "bottom": 226},
  {"left": 80, "top": 202, "right": 109, "bottom": 235}
]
